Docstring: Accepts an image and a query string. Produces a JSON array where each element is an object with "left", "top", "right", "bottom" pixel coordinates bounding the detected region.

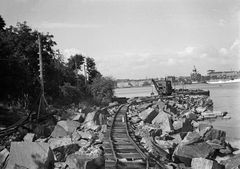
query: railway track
[{"left": 104, "top": 104, "right": 150, "bottom": 169}]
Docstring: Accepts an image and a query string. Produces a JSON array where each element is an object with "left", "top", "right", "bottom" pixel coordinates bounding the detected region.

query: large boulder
[
  {"left": 6, "top": 142, "right": 54, "bottom": 169},
  {"left": 181, "top": 131, "right": 201, "bottom": 145},
  {"left": 155, "top": 139, "right": 174, "bottom": 151},
  {"left": 173, "top": 142, "right": 215, "bottom": 166},
  {"left": 48, "top": 137, "right": 73, "bottom": 150},
  {"left": 172, "top": 119, "right": 183, "bottom": 131},
  {"left": 184, "top": 111, "right": 197, "bottom": 121},
  {"left": 66, "top": 146, "right": 104, "bottom": 169},
  {"left": 0, "top": 148, "right": 9, "bottom": 168},
  {"left": 203, "top": 128, "right": 226, "bottom": 142},
  {"left": 152, "top": 110, "right": 173, "bottom": 133},
  {"left": 221, "top": 153, "right": 240, "bottom": 169},
  {"left": 137, "top": 103, "right": 153, "bottom": 111},
  {"left": 139, "top": 108, "right": 158, "bottom": 123},
  {"left": 57, "top": 120, "right": 80, "bottom": 134},
  {"left": 181, "top": 118, "right": 193, "bottom": 133},
  {"left": 53, "top": 144, "right": 80, "bottom": 162},
  {"left": 65, "top": 154, "right": 88, "bottom": 169},
  {"left": 84, "top": 111, "right": 97, "bottom": 123},
  {"left": 50, "top": 125, "right": 68, "bottom": 138},
  {"left": 191, "top": 158, "right": 223, "bottom": 169},
  {"left": 77, "top": 131, "right": 93, "bottom": 140},
  {"left": 23, "top": 133, "right": 35, "bottom": 142}
]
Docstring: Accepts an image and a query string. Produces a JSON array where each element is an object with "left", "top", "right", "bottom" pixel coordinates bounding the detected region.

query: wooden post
[{"left": 37, "top": 33, "right": 48, "bottom": 121}]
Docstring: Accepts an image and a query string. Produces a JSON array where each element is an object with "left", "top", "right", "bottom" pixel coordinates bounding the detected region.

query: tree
[
  {"left": 0, "top": 15, "right": 5, "bottom": 30},
  {"left": 86, "top": 57, "right": 101, "bottom": 83},
  {"left": 67, "top": 54, "right": 84, "bottom": 71},
  {"left": 89, "top": 76, "right": 115, "bottom": 105},
  {"left": 0, "top": 21, "right": 62, "bottom": 107}
]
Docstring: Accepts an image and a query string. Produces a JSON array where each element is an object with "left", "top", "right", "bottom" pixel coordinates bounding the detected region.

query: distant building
[
  {"left": 190, "top": 66, "right": 202, "bottom": 83},
  {"left": 207, "top": 70, "right": 240, "bottom": 79}
]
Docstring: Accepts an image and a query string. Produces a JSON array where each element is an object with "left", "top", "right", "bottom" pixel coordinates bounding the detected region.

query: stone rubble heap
[
  {"left": 127, "top": 95, "right": 239, "bottom": 169},
  {"left": 0, "top": 104, "right": 119, "bottom": 169}
]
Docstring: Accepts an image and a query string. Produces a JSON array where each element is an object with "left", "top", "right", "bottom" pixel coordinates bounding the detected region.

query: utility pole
[
  {"left": 83, "top": 57, "right": 87, "bottom": 85},
  {"left": 75, "top": 57, "right": 79, "bottom": 87},
  {"left": 37, "top": 33, "right": 48, "bottom": 121}
]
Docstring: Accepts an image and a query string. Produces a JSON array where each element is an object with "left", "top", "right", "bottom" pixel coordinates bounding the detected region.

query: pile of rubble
[
  {"left": 127, "top": 95, "right": 239, "bottom": 169},
  {"left": 0, "top": 104, "right": 119, "bottom": 169}
]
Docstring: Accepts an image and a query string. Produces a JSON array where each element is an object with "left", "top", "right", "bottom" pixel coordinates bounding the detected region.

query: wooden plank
[
  {"left": 116, "top": 153, "right": 143, "bottom": 159},
  {"left": 114, "top": 145, "right": 137, "bottom": 149},
  {"left": 105, "top": 153, "right": 115, "bottom": 160},
  {"left": 115, "top": 148, "right": 139, "bottom": 154},
  {"left": 113, "top": 137, "right": 129, "bottom": 141}
]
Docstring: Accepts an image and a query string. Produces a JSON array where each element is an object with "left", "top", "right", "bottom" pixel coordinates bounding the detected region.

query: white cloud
[
  {"left": 38, "top": 22, "right": 103, "bottom": 29},
  {"left": 218, "top": 19, "right": 226, "bottom": 26},
  {"left": 15, "top": 0, "right": 29, "bottom": 3},
  {"left": 219, "top": 48, "right": 228, "bottom": 56},
  {"left": 177, "top": 46, "right": 196, "bottom": 57}
]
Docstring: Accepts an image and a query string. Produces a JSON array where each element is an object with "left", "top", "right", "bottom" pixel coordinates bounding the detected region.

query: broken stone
[
  {"left": 137, "top": 103, "right": 153, "bottom": 111},
  {"left": 139, "top": 108, "right": 158, "bottom": 123},
  {"left": 71, "top": 130, "right": 81, "bottom": 142},
  {"left": 206, "top": 139, "right": 225, "bottom": 150},
  {"left": 170, "top": 133, "right": 182, "bottom": 145},
  {"left": 184, "top": 111, "right": 197, "bottom": 121},
  {"left": 35, "top": 138, "right": 48, "bottom": 143},
  {"left": 53, "top": 144, "right": 80, "bottom": 162},
  {"left": 203, "top": 128, "right": 226, "bottom": 142},
  {"left": 191, "top": 120, "right": 199, "bottom": 128},
  {"left": 155, "top": 139, "right": 174, "bottom": 150},
  {"left": 108, "top": 101, "right": 118, "bottom": 107},
  {"left": 131, "top": 116, "right": 142, "bottom": 123},
  {"left": 181, "top": 131, "right": 201, "bottom": 145},
  {"left": 173, "top": 142, "right": 215, "bottom": 166},
  {"left": 173, "top": 119, "right": 183, "bottom": 131},
  {"left": 77, "top": 131, "right": 92, "bottom": 140},
  {"left": 6, "top": 142, "right": 54, "bottom": 169},
  {"left": 23, "top": 133, "right": 35, "bottom": 142},
  {"left": 54, "top": 162, "right": 67, "bottom": 169},
  {"left": 101, "top": 124, "right": 107, "bottom": 133},
  {"left": 85, "top": 155, "right": 105, "bottom": 169},
  {"left": 76, "top": 139, "right": 89, "bottom": 147},
  {"left": 48, "top": 137, "right": 72, "bottom": 149},
  {"left": 191, "top": 158, "right": 223, "bottom": 169},
  {"left": 196, "top": 107, "right": 207, "bottom": 113},
  {"left": 152, "top": 110, "right": 173, "bottom": 133},
  {"left": 181, "top": 118, "right": 193, "bottom": 133},
  {"left": 221, "top": 153, "right": 240, "bottom": 169},
  {"left": 51, "top": 124, "right": 68, "bottom": 139},
  {"left": 0, "top": 148, "right": 9, "bottom": 168},
  {"left": 57, "top": 120, "right": 80, "bottom": 134},
  {"left": 65, "top": 154, "right": 89, "bottom": 169},
  {"left": 219, "top": 143, "right": 233, "bottom": 155}
]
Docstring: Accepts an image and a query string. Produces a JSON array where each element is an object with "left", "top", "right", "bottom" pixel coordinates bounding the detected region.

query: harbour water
[{"left": 114, "top": 82, "right": 240, "bottom": 140}]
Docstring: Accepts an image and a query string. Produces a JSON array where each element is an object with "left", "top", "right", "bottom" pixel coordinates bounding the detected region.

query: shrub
[{"left": 89, "top": 76, "right": 114, "bottom": 105}]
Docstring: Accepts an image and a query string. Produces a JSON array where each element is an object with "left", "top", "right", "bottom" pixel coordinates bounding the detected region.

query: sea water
[{"left": 114, "top": 82, "right": 240, "bottom": 140}]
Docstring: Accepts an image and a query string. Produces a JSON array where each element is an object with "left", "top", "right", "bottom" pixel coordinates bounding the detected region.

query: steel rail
[
  {"left": 127, "top": 101, "right": 169, "bottom": 169},
  {"left": 108, "top": 104, "right": 124, "bottom": 166},
  {"left": 124, "top": 106, "right": 150, "bottom": 169}
]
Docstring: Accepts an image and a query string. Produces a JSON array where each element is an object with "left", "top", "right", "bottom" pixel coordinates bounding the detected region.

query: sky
[{"left": 0, "top": 0, "right": 240, "bottom": 79}]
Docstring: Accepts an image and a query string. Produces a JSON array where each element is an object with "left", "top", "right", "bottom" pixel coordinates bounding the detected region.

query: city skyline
[{"left": 1, "top": 0, "right": 240, "bottom": 79}]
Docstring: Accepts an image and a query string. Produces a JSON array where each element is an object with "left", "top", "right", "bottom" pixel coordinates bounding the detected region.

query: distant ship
[
  {"left": 206, "top": 78, "right": 240, "bottom": 84},
  {"left": 206, "top": 70, "right": 240, "bottom": 84}
]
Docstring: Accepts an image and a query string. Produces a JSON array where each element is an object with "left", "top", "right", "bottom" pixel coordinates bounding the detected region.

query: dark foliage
[{"left": 0, "top": 16, "right": 112, "bottom": 109}]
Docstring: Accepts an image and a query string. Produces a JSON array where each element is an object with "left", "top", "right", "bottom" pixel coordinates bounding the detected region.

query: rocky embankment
[
  {"left": 127, "top": 95, "right": 239, "bottom": 169},
  {"left": 0, "top": 103, "right": 119, "bottom": 169},
  {"left": 0, "top": 94, "right": 239, "bottom": 169}
]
